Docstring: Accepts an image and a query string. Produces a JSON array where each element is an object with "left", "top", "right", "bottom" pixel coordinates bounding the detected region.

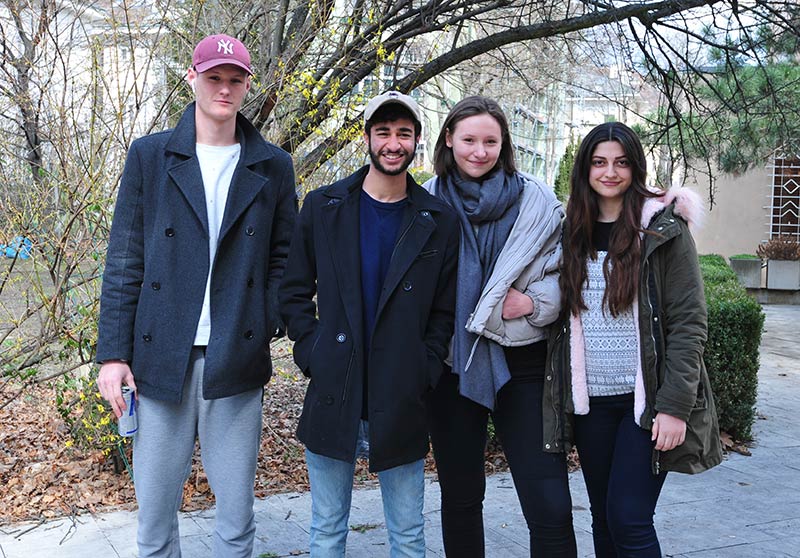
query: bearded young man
[{"left": 279, "top": 91, "right": 459, "bottom": 557}]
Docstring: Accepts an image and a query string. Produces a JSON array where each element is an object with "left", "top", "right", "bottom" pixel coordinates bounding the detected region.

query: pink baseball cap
[{"left": 192, "top": 34, "right": 252, "bottom": 75}]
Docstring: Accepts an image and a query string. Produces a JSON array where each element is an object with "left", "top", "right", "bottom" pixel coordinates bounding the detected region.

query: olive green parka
[{"left": 543, "top": 187, "right": 723, "bottom": 475}]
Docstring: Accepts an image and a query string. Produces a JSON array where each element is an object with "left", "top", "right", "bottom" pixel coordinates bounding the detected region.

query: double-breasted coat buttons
[
  {"left": 336, "top": 333, "right": 347, "bottom": 343},
  {"left": 245, "top": 226, "right": 255, "bottom": 236}
]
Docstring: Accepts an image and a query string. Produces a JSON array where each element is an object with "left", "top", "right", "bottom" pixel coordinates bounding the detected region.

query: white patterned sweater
[{"left": 583, "top": 253, "right": 638, "bottom": 397}]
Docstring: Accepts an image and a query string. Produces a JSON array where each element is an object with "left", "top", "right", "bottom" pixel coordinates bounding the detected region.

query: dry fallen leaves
[
  {"left": 0, "top": 341, "right": 510, "bottom": 525},
  {"left": 720, "top": 430, "right": 752, "bottom": 456}
]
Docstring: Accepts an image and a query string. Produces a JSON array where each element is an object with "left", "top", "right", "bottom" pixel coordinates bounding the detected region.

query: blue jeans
[
  {"left": 305, "top": 421, "right": 425, "bottom": 558},
  {"left": 574, "top": 394, "right": 667, "bottom": 558}
]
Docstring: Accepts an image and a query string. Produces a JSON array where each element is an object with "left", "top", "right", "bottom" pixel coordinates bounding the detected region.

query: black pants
[
  {"left": 574, "top": 394, "right": 667, "bottom": 557},
  {"left": 428, "top": 370, "right": 577, "bottom": 557}
]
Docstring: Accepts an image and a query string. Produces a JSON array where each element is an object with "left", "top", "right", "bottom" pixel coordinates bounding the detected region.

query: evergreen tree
[{"left": 554, "top": 139, "right": 578, "bottom": 203}]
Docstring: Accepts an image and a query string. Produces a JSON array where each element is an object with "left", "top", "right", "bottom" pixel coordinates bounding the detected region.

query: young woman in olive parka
[{"left": 546, "top": 122, "right": 722, "bottom": 557}]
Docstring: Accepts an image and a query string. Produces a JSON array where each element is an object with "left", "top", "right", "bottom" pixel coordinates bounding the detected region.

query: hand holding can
[{"left": 118, "top": 386, "right": 138, "bottom": 437}]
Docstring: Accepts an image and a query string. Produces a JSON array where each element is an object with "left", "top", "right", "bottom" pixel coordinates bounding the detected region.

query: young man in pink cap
[{"left": 96, "top": 34, "right": 297, "bottom": 557}]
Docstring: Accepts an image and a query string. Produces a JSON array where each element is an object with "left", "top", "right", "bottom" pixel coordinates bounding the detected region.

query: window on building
[{"left": 767, "top": 157, "right": 800, "bottom": 240}]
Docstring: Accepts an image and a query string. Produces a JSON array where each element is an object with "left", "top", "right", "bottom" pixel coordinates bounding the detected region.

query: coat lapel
[
  {"left": 168, "top": 159, "right": 209, "bottom": 237},
  {"left": 375, "top": 203, "right": 436, "bottom": 320},
  {"left": 163, "top": 102, "right": 274, "bottom": 246},
  {"left": 218, "top": 167, "right": 265, "bottom": 243},
  {"left": 321, "top": 182, "right": 364, "bottom": 348}
]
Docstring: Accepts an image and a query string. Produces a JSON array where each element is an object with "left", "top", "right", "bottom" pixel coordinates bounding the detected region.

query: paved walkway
[{"left": 1, "top": 305, "right": 798, "bottom": 557}]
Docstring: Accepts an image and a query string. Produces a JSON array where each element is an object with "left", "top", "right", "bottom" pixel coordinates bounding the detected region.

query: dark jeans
[
  {"left": 428, "top": 371, "right": 577, "bottom": 557},
  {"left": 574, "top": 394, "right": 668, "bottom": 558}
]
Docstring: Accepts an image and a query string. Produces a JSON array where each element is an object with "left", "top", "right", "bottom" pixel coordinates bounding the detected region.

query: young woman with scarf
[
  {"left": 423, "top": 96, "right": 577, "bottom": 557},
  {"left": 551, "top": 121, "right": 722, "bottom": 556}
]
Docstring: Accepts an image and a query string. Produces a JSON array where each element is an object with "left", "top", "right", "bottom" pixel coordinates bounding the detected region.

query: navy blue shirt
[
  {"left": 360, "top": 189, "right": 407, "bottom": 349},
  {"left": 359, "top": 189, "right": 407, "bottom": 419}
]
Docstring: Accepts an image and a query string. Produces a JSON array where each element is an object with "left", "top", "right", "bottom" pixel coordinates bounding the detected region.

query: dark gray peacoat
[
  {"left": 279, "top": 166, "right": 459, "bottom": 472},
  {"left": 96, "top": 103, "right": 297, "bottom": 402}
]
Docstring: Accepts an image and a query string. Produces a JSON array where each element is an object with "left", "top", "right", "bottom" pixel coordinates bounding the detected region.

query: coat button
[
  {"left": 336, "top": 333, "right": 346, "bottom": 343},
  {"left": 151, "top": 282, "right": 161, "bottom": 290},
  {"left": 654, "top": 316, "right": 659, "bottom": 322},
  {"left": 142, "top": 334, "right": 152, "bottom": 342},
  {"left": 420, "top": 210, "right": 430, "bottom": 217},
  {"left": 247, "top": 278, "right": 254, "bottom": 288},
  {"left": 244, "top": 330, "right": 254, "bottom": 339},
  {"left": 325, "top": 395, "right": 335, "bottom": 405},
  {"left": 545, "top": 443, "right": 551, "bottom": 449},
  {"left": 245, "top": 226, "right": 255, "bottom": 236},
  {"left": 546, "top": 375, "right": 552, "bottom": 381},
  {"left": 402, "top": 281, "right": 412, "bottom": 291},
  {"left": 165, "top": 228, "right": 175, "bottom": 237}
]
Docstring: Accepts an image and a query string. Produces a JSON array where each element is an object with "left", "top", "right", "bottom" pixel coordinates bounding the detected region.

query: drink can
[{"left": 118, "top": 386, "right": 138, "bottom": 437}]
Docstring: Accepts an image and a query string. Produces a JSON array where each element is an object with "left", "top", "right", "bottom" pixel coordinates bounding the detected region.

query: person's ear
[
  {"left": 186, "top": 68, "right": 197, "bottom": 93},
  {"left": 445, "top": 128, "right": 453, "bottom": 148}
]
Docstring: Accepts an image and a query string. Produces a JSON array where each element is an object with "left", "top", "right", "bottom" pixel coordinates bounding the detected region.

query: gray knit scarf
[{"left": 438, "top": 170, "right": 523, "bottom": 409}]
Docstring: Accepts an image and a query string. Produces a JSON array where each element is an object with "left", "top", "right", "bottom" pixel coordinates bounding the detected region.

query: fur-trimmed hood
[{"left": 641, "top": 186, "right": 705, "bottom": 232}]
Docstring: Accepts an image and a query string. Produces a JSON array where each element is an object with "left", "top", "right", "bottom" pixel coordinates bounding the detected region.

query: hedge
[{"left": 699, "top": 254, "right": 764, "bottom": 440}]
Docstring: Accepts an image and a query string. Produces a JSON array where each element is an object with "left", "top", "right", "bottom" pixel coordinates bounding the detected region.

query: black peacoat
[
  {"left": 96, "top": 103, "right": 297, "bottom": 403},
  {"left": 279, "top": 166, "right": 459, "bottom": 472}
]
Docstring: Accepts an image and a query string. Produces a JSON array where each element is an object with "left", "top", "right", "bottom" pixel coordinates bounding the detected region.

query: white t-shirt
[{"left": 193, "top": 142, "right": 241, "bottom": 346}]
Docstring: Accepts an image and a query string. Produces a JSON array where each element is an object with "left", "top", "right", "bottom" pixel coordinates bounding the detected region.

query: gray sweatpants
[{"left": 132, "top": 347, "right": 263, "bottom": 558}]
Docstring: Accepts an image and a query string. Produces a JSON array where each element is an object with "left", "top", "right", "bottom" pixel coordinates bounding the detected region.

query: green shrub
[
  {"left": 729, "top": 253, "right": 759, "bottom": 260},
  {"left": 700, "top": 255, "right": 764, "bottom": 440},
  {"left": 699, "top": 254, "right": 739, "bottom": 287}
]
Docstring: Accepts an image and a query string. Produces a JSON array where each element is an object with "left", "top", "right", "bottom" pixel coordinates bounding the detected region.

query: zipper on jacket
[
  {"left": 652, "top": 449, "right": 661, "bottom": 476},
  {"left": 548, "top": 324, "right": 567, "bottom": 446},
  {"left": 642, "top": 259, "right": 660, "bottom": 421},
  {"left": 341, "top": 348, "right": 356, "bottom": 405}
]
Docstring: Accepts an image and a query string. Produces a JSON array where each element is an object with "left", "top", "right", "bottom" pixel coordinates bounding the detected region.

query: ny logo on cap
[{"left": 217, "top": 39, "right": 234, "bottom": 55}]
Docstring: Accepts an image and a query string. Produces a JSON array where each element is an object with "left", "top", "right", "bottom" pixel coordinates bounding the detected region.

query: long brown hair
[
  {"left": 561, "top": 122, "right": 659, "bottom": 317},
  {"left": 433, "top": 96, "right": 517, "bottom": 178}
]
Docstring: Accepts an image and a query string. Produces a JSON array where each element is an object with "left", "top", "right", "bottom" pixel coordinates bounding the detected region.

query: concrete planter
[
  {"left": 766, "top": 260, "right": 800, "bottom": 290},
  {"left": 730, "top": 258, "right": 762, "bottom": 289}
]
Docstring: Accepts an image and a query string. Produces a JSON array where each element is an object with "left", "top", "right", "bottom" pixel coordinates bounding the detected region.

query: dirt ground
[
  {"left": 0, "top": 341, "right": 316, "bottom": 524},
  {"left": 0, "top": 343, "right": 514, "bottom": 524}
]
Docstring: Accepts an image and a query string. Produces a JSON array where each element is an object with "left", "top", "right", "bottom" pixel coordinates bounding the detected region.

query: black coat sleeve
[
  {"left": 266, "top": 153, "right": 298, "bottom": 339},
  {"left": 96, "top": 140, "right": 146, "bottom": 363}
]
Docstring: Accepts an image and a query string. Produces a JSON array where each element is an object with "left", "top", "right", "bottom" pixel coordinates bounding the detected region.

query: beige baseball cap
[{"left": 364, "top": 91, "right": 421, "bottom": 125}]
